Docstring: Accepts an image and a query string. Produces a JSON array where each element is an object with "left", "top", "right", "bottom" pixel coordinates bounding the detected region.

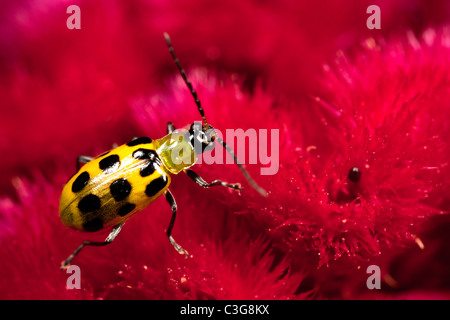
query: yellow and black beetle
[{"left": 60, "top": 33, "right": 267, "bottom": 268}]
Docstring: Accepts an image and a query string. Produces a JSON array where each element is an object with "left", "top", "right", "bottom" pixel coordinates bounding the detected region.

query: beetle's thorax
[{"left": 153, "top": 130, "right": 197, "bottom": 174}]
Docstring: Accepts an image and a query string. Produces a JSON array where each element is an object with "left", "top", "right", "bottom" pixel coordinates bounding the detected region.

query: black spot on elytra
[
  {"left": 117, "top": 203, "right": 136, "bottom": 217},
  {"left": 72, "top": 171, "right": 90, "bottom": 193},
  {"left": 82, "top": 217, "right": 103, "bottom": 232},
  {"left": 99, "top": 154, "right": 120, "bottom": 173},
  {"left": 127, "top": 137, "right": 152, "bottom": 147},
  {"left": 132, "top": 148, "right": 158, "bottom": 160},
  {"left": 348, "top": 167, "right": 362, "bottom": 183},
  {"left": 78, "top": 194, "right": 101, "bottom": 213},
  {"left": 140, "top": 162, "right": 156, "bottom": 177},
  {"left": 110, "top": 178, "right": 132, "bottom": 201},
  {"left": 145, "top": 176, "right": 168, "bottom": 197}
]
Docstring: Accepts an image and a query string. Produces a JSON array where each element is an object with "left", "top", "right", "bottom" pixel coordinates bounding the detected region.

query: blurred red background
[{"left": 0, "top": 0, "right": 449, "bottom": 300}]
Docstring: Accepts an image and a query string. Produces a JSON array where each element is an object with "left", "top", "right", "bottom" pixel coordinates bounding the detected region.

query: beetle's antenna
[
  {"left": 216, "top": 137, "right": 268, "bottom": 197},
  {"left": 164, "top": 33, "right": 209, "bottom": 130},
  {"left": 164, "top": 32, "right": 268, "bottom": 197}
]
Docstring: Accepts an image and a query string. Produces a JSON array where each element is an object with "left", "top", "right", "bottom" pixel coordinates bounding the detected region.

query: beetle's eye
[
  {"left": 348, "top": 167, "right": 362, "bottom": 182},
  {"left": 190, "top": 122, "right": 203, "bottom": 132}
]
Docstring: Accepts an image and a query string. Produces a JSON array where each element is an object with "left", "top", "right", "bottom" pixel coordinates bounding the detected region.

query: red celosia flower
[
  {"left": 245, "top": 28, "right": 450, "bottom": 268},
  {"left": 0, "top": 72, "right": 309, "bottom": 299}
]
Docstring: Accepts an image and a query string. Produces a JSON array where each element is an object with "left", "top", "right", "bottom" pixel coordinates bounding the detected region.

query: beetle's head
[{"left": 188, "top": 122, "right": 216, "bottom": 154}]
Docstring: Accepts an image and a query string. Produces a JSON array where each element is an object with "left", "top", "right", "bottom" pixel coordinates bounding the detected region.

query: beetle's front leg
[{"left": 167, "top": 122, "right": 176, "bottom": 134}]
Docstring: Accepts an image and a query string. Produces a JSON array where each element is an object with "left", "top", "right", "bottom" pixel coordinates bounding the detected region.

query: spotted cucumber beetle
[{"left": 60, "top": 33, "right": 267, "bottom": 268}]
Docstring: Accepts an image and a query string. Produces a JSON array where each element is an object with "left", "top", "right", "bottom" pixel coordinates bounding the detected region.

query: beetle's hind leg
[
  {"left": 164, "top": 189, "right": 189, "bottom": 258},
  {"left": 61, "top": 223, "right": 124, "bottom": 269}
]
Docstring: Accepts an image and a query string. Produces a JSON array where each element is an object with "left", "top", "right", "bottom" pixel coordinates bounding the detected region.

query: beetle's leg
[
  {"left": 76, "top": 156, "right": 93, "bottom": 170},
  {"left": 184, "top": 169, "right": 243, "bottom": 191},
  {"left": 61, "top": 223, "right": 124, "bottom": 269},
  {"left": 164, "top": 189, "right": 189, "bottom": 258},
  {"left": 167, "top": 122, "right": 176, "bottom": 134}
]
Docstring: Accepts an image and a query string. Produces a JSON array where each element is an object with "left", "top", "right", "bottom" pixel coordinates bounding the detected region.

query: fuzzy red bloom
[{"left": 236, "top": 28, "right": 450, "bottom": 269}]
